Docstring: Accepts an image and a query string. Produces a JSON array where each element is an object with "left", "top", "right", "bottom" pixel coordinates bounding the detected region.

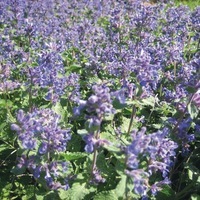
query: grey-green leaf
[{"left": 93, "top": 190, "right": 118, "bottom": 200}]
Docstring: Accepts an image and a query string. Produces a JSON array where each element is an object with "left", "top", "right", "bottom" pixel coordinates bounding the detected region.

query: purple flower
[
  {"left": 86, "top": 117, "right": 101, "bottom": 132},
  {"left": 150, "top": 177, "right": 171, "bottom": 196},
  {"left": 127, "top": 154, "right": 139, "bottom": 169},
  {"left": 12, "top": 108, "right": 71, "bottom": 153},
  {"left": 192, "top": 92, "right": 200, "bottom": 108},
  {"left": 126, "top": 169, "right": 149, "bottom": 196},
  {"left": 85, "top": 84, "right": 115, "bottom": 117},
  {"left": 128, "top": 127, "right": 150, "bottom": 156},
  {"left": 17, "top": 155, "right": 28, "bottom": 169},
  {"left": 126, "top": 127, "right": 177, "bottom": 195},
  {"left": 22, "top": 139, "right": 37, "bottom": 150},
  {"left": 38, "top": 142, "right": 48, "bottom": 154},
  {"left": 11, "top": 108, "right": 71, "bottom": 190},
  {"left": 83, "top": 134, "right": 96, "bottom": 153},
  {"left": 90, "top": 168, "right": 105, "bottom": 185},
  {"left": 75, "top": 84, "right": 115, "bottom": 157},
  {"left": 34, "top": 166, "right": 43, "bottom": 179},
  {"left": 17, "top": 155, "right": 36, "bottom": 170},
  {"left": 11, "top": 124, "right": 21, "bottom": 132},
  {"left": 73, "top": 100, "right": 87, "bottom": 116}
]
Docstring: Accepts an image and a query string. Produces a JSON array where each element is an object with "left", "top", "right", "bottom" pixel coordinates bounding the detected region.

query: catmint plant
[
  {"left": 125, "top": 127, "right": 178, "bottom": 197},
  {"left": 11, "top": 108, "right": 71, "bottom": 190},
  {"left": 74, "top": 84, "right": 115, "bottom": 183},
  {"left": 0, "top": 0, "right": 199, "bottom": 199}
]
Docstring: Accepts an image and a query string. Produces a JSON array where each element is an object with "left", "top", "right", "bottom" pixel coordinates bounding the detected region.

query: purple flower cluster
[
  {"left": 17, "top": 155, "right": 70, "bottom": 190},
  {"left": 90, "top": 167, "right": 106, "bottom": 185},
  {"left": 0, "top": 53, "right": 20, "bottom": 92},
  {"left": 75, "top": 84, "right": 114, "bottom": 152},
  {"left": 74, "top": 84, "right": 116, "bottom": 184},
  {"left": 1, "top": 0, "right": 71, "bottom": 51},
  {"left": 1, "top": 0, "right": 199, "bottom": 104},
  {"left": 192, "top": 91, "right": 200, "bottom": 108},
  {"left": 125, "top": 127, "right": 178, "bottom": 196},
  {"left": 74, "top": 84, "right": 115, "bottom": 118},
  {"left": 11, "top": 109, "right": 71, "bottom": 151},
  {"left": 85, "top": 84, "right": 115, "bottom": 118},
  {"left": 26, "top": 52, "right": 80, "bottom": 103},
  {"left": 1, "top": 0, "right": 81, "bottom": 103},
  {"left": 169, "top": 116, "right": 195, "bottom": 155},
  {"left": 83, "top": 133, "right": 110, "bottom": 153},
  {"left": 0, "top": 0, "right": 199, "bottom": 197},
  {"left": 11, "top": 108, "right": 71, "bottom": 190}
]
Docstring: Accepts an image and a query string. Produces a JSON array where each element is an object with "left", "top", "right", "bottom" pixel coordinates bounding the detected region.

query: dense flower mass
[
  {"left": 125, "top": 127, "right": 178, "bottom": 196},
  {"left": 11, "top": 109, "right": 71, "bottom": 190},
  {"left": 74, "top": 84, "right": 113, "bottom": 157},
  {"left": 0, "top": 0, "right": 199, "bottom": 199},
  {"left": 74, "top": 84, "right": 115, "bottom": 151},
  {"left": 11, "top": 109, "right": 71, "bottom": 151}
]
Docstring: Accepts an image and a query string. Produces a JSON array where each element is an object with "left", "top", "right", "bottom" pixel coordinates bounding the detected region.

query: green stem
[
  {"left": 127, "top": 104, "right": 136, "bottom": 135},
  {"left": 28, "top": 68, "right": 33, "bottom": 112},
  {"left": 175, "top": 182, "right": 195, "bottom": 200},
  {"left": 0, "top": 149, "right": 17, "bottom": 167},
  {"left": 91, "top": 129, "right": 100, "bottom": 174},
  {"left": 91, "top": 143, "right": 98, "bottom": 173}
]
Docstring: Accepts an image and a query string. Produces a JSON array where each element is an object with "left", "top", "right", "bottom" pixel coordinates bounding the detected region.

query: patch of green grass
[{"left": 175, "top": 0, "right": 200, "bottom": 9}]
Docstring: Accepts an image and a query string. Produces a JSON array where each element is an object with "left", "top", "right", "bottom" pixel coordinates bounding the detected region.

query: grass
[{"left": 175, "top": 0, "right": 200, "bottom": 9}]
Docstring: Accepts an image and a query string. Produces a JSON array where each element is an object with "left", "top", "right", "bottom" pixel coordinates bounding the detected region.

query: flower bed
[{"left": 0, "top": 0, "right": 199, "bottom": 199}]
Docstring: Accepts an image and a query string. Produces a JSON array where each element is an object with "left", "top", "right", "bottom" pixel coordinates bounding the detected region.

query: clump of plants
[{"left": 0, "top": 0, "right": 199, "bottom": 199}]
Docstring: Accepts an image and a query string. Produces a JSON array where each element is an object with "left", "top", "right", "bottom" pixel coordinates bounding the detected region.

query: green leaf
[
  {"left": 58, "top": 152, "right": 88, "bottom": 161},
  {"left": 152, "top": 124, "right": 162, "bottom": 129},
  {"left": 6, "top": 109, "right": 16, "bottom": 123},
  {"left": 140, "top": 96, "right": 159, "bottom": 107},
  {"left": 77, "top": 129, "right": 88, "bottom": 136},
  {"left": 35, "top": 191, "right": 58, "bottom": 200},
  {"left": 156, "top": 185, "right": 175, "bottom": 199},
  {"left": 52, "top": 102, "right": 66, "bottom": 121},
  {"left": 69, "top": 64, "right": 82, "bottom": 73},
  {"left": 35, "top": 195, "right": 45, "bottom": 200},
  {"left": 11, "top": 166, "right": 26, "bottom": 175},
  {"left": 35, "top": 191, "right": 59, "bottom": 200},
  {"left": 113, "top": 99, "right": 126, "bottom": 109},
  {"left": 103, "top": 143, "right": 121, "bottom": 153},
  {"left": 0, "top": 122, "right": 7, "bottom": 131},
  {"left": 97, "top": 16, "right": 110, "bottom": 28},
  {"left": 67, "top": 133, "right": 83, "bottom": 152},
  {"left": 114, "top": 175, "right": 127, "bottom": 198},
  {"left": 86, "top": 76, "right": 102, "bottom": 85},
  {"left": 58, "top": 189, "right": 71, "bottom": 200},
  {"left": 0, "top": 183, "right": 12, "bottom": 199},
  {"left": 44, "top": 191, "right": 59, "bottom": 200},
  {"left": 187, "top": 165, "right": 200, "bottom": 183},
  {"left": 21, "top": 185, "right": 35, "bottom": 200},
  {"left": 96, "top": 152, "right": 113, "bottom": 174},
  {"left": 120, "top": 117, "right": 131, "bottom": 133},
  {"left": 0, "top": 99, "right": 6, "bottom": 106},
  {"left": 0, "top": 144, "right": 12, "bottom": 154},
  {"left": 115, "top": 159, "right": 126, "bottom": 176},
  {"left": 93, "top": 190, "right": 118, "bottom": 200},
  {"left": 104, "top": 113, "right": 114, "bottom": 121},
  {"left": 186, "top": 86, "right": 197, "bottom": 94},
  {"left": 66, "top": 183, "right": 90, "bottom": 200},
  {"left": 101, "top": 129, "right": 124, "bottom": 153},
  {"left": 191, "top": 194, "right": 200, "bottom": 200},
  {"left": 188, "top": 102, "right": 199, "bottom": 119}
]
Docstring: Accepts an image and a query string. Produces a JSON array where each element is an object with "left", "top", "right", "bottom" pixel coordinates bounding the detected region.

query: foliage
[
  {"left": 0, "top": 0, "right": 200, "bottom": 199},
  {"left": 175, "top": 0, "right": 200, "bottom": 9}
]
